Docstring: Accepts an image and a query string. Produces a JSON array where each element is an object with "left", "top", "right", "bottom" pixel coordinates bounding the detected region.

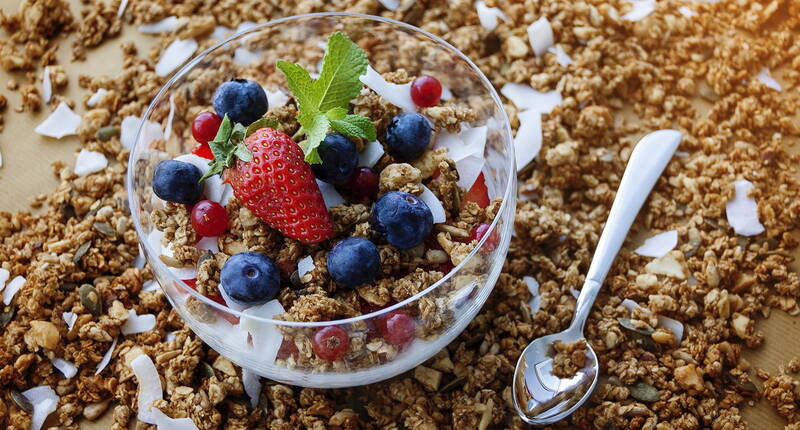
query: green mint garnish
[
  {"left": 277, "top": 32, "right": 377, "bottom": 164},
  {"left": 198, "top": 114, "right": 253, "bottom": 182}
]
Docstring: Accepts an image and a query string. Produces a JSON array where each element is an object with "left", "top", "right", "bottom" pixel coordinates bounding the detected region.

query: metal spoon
[{"left": 512, "top": 129, "right": 683, "bottom": 425}]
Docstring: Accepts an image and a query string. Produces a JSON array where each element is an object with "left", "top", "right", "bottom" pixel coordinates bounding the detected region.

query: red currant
[
  {"left": 191, "top": 200, "right": 228, "bottom": 237},
  {"left": 192, "top": 142, "right": 214, "bottom": 160},
  {"left": 410, "top": 75, "right": 443, "bottom": 108},
  {"left": 192, "top": 112, "right": 222, "bottom": 144},
  {"left": 378, "top": 310, "right": 416, "bottom": 345},
  {"left": 470, "top": 223, "right": 499, "bottom": 252},
  {"left": 312, "top": 326, "right": 350, "bottom": 361},
  {"left": 462, "top": 172, "right": 490, "bottom": 209},
  {"left": 277, "top": 338, "right": 300, "bottom": 360},
  {"left": 345, "top": 167, "right": 379, "bottom": 198}
]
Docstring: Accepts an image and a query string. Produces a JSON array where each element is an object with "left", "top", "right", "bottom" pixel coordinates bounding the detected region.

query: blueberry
[
  {"left": 370, "top": 191, "right": 433, "bottom": 249},
  {"left": 212, "top": 79, "right": 268, "bottom": 125},
  {"left": 220, "top": 252, "right": 281, "bottom": 306},
  {"left": 152, "top": 160, "right": 204, "bottom": 204},
  {"left": 311, "top": 133, "right": 359, "bottom": 184},
  {"left": 327, "top": 237, "right": 381, "bottom": 288},
  {"left": 385, "top": 113, "right": 432, "bottom": 162}
]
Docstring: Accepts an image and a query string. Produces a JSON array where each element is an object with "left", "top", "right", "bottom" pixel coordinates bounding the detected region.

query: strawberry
[
  {"left": 225, "top": 128, "right": 333, "bottom": 243},
  {"left": 462, "top": 172, "right": 490, "bottom": 209}
]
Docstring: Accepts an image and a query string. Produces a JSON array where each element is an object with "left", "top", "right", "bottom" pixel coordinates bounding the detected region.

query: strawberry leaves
[
  {"left": 277, "top": 32, "right": 376, "bottom": 164},
  {"left": 199, "top": 114, "right": 254, "bottom": 181}
]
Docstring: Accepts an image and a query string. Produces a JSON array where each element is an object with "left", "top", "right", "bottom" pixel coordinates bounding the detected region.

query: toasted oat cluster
[{"left": 1, "top": 0, "right": 800, "bottom": 429}]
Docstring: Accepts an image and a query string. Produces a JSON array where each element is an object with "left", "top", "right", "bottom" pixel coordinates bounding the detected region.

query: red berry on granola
[
  {"left": 410, "top": 75, "right": 442, "bottom": 107},
  {"left": 462, "top": 172, "right": 490, "bottom": 209},
  {"left": 312, "top": 326, "right": 349, "bottom": 361},
  {"left": 191, "top": 200, "right": 228, "bottom": 237},
  {"left": 379, "top": 310, "right": 416, "bottom": 345}
]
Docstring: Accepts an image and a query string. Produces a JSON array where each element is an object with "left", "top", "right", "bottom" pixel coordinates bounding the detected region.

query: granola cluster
[{"left": 1, "top": 0, "right": 799, "bottom": 429}]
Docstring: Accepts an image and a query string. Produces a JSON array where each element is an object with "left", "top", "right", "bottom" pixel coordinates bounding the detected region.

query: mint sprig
[
  {"left": 277, "top": 32, "right": 376, "bottom": 164},
  {"left": 198, "top": 114, "right": 253, "bottom": 182}
]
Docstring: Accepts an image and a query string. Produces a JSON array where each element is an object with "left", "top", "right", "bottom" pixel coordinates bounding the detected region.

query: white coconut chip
[
  {"left": 142, "top": 280, "right": 159, "bottom": 292},
  {"left": 138, "top": 16, "right": 179, "bottom": 34},
  {"left": 211, "top": 26, "right": 234, "bottom": 41},
  {"left": 87, "top": 88, "right": 108, "bottom": 107},
  {"left": 440, "top": 85, "right": 453, "bottom": 101},
  {"left": 622, "top": 0, "right": 656, "bottom": 21},
  {"left": 455, "top": 154, "right": 485, "bottom": 191},
  {"left": 547, "top": 45, "right": 574, "bottom": 67},
  {"left": 634, "top": 230, "right": 678, "bottom": 258},
  {"left": 164, "top": 94, "right": 176, "bottom": 140},
  {"left": 173, "top": 154, "right": 225, "bottom": 203},
  {"left": 41, "top": 66, "right": 52, "bottom": 103},
  {"left": 358, "top": 140, "right": 385, "bottom": 168},
  {"left": 3, "top": 275, "right": 25, "bottom": 305},
  {"left": 121, "top": 309, "right": 157, "bottom": 335},
  {"left": 63, "top": 312, "right": 77, "bottom": 331},
  {"left": 378, "top": 0, "right": 400, "bottom": 10},
  {"left": 120, "top": 115, "right": 165, "bottom": 150},
  {"left": 418, "top": 185, "right": 447, "bottom": 224},
  {"left": 155, "top": 38, "right": 198, "bottom": 77},
  {"left": 168, "top": 266, "right": 198, "bottom": 280},
  {"left": 523, "top": 276, "right": 541, "bottom": 314},
  {"left": 95, "top": 336, "right": 118, "bottom": 375},
  {"left": 240, "top": 300, "right": 285, "bottom": 364},
  {"left": 218, "top": 285, "right": 247, "bottom": 312},
  {"left": 0, "top": 268, "right": 9, "bottom": 289},
  {"left": 22, "top": 386, "right": 59, "bottom": 430},
  {"left": 196, "top": 236, "right": 219, "bottom": 254},
  {"left": 297, "top": 255, "right": 315, "bottom": 279},
  {"left": 130, "top": 354, "right": 163, "bottom": 424},
  {"left": 220, "top": 184, "right": 235, "bottom": 206},
  {"left": 359, "top": 66, "right": 416, "bottom": 112},
  {"left": 35, "top": 102, "right": 81, "bottom": 139},
  {"left": 51, "top": 357, "right": 78, "bottom": 378},
  {"left": 756, "top": 67, "right": 782, "bottom": 91},
  {"left": 74, "top": 149, "right": 108, "bottom": 176},
  {"left": 435, "top": 126, "right": 486, "bottom": 162},
  {"left": 316, "top": 180, "right": 345, "bottom": 208},
  {"left": 621, "top": 299, "right": 684, "bottom": 344},
  {"left": 242, "top": 368, "right": 261, "bottom": 408},
  {"left": 527, "top": 17, "right": 554, "bottom": 57},
  {"left": 475, "top": 0, "right": 508, "bottom": 31},
  {"left": 117, "top": 0, "right": 128, "bottom": 17},
  {"left": 146, "top": 229, "right": 163, "bottom": 254},
  {"left": 263, "top": 87, "right": 290, "bottom": 110},
  {"left": 513, "top": 109, "right": 543, "bottom": 170},
  {"left": 570, "top": 287, "right": 580, "bottom": 300},
  {"left": 233, "top": 48, "right": 261, "bottom": 66},
  {"left": 164, "top": 331, "right": 177, "bottom": 342},
  {"left": 151, "top": 409, "right": 199, "bottom": 430},
  {"left": 726, "top": 179, "right": 765, "bottom": 236},
  {"left": 500, "top": 83, "right": 562, "bottom": 113},
  {"left": 678, "top": 6, "right": 697, "bottom": 17}
]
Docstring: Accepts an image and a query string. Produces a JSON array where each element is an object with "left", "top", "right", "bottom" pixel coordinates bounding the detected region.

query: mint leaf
[
  {"left": 198, "top": 114, "right": 254, "bottom": 182},
  {"left": 298, "top": 111, "right": 329, "bottom": 164},
  {"left": 330, "top": 114, "right": 377, "bottom": 141},
  {"left": 246, "top": 118, "right": 279, "bottom": 136},
  {"left": 326, "top": 107, "right": 348, "bottom": 121},
  {"left": 313, "top": 32, "right": 369, "bottom": 112},
  {"left": 231, "top": 123, "right": 247, "bottom": 144},
  {"left": 276, "top": 60, "right": 315, "bottom": 111}
]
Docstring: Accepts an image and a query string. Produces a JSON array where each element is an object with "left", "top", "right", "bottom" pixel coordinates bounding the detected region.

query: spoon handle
[{"left": 570, "top": 130, "right": 682, "bottom": 332}]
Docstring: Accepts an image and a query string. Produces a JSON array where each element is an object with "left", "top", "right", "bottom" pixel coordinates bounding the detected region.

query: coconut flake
[
  {"left": 155, "top": 39, "right": 198, "bottom": 77},
  {"left": 134, "top": 246, "right": 146, "bottom": 268},
  {"left": 117, "top": 0, "right": 128, "bottom": 17},
  {"left": 418, "top": 185, "right": 447, "bottom": 224},
  {"left": 142, "top": 280, "right": 159, "bottom": 292},
  {"left": 87, "top": 88, "right": 108, "bottom": 107},
  {"left": 513, "top": 109, "right": 543, "bottom": 170},
  {"left": 240, "top": 300, "right": 285, "bottom": 364},
  {"left": 130, "top": 354, "right": 163, "bottom": 424},
  {"left": 35, "top": 102, "right": 81, "bottom": 139},
  {"left": 218, "top": 284, "right": 248, "bottom": 312},
  {"left": 95, "top": 336, "right": 118, "bottom": 375},
  {"left": 242, "top": 368, "right": 261, "bottom": 408},
  {"left": 3, "top": 275, "right": 24, "bottom": 305},
  {"left": 297, "top": 255, "right": 315, "bottom": 279},
  {"left": 220, "top": 184, "right": 235, "bottom": 206},
  {"left": 621, "top": 299, "right": 684, "bottom": 344},
  {"left": 0, "top": 268, "right": 9, "bottom": 289},
  {"left": 63, "top": 312, "right": 77, "bottom": 331},
  {"left": 623, "top": 0, "right": 655, "bottom": 21},
  {"left": 138, "top": 16, "right": 179, "bottom": 34},
  {"left": 234, "top": 48, "right": 261, "bottom": 66},
  {"left": 358, "top": 140, "right": 385, "bottom": 168},
  {"left": 164, "top": 331, "right": 177, "bottom": 342},
  {"left": 41, "top": 66, "right": 52, "bottom": 103},
  {"left": 435, "top": 126, "right": 486, "bottom": 162},
  {"left": 359, "top": 66, "right": 416, "bottom": 112},
  {"left": 440, "top": 85, "right": 453, "bottom": 101},
  {"left": 196, "top": 236, "right": 219, "bottom": 254},
  {"left": 22, "top": 386, "right": 59, "bottom": 430},
  {"left": 51, "top": 358, "right": 78, "bottom": 378},
  {"left": 726, "top": 179, "right": 765, "bottom": 236},
  {"left": 316, "top": 180, "right": 345, "bottom": 208},
  {"left": 570, "top": 287, "right": 580, "bottom": 300},
  {"left": 634, "top": 230, "right": 678, "bottom": 258},
  {"left": 527, "top": 17, "right": 554, "bottom": 57},
  {"left": 164, "top": 94, "right": 176, "bottom": 140},
  {"left": 74, "top": 149, "right": 108, "bottom": 176},
  {"left": 475, "top": 0, "right": 508, "bottom": 31},
  {"left": 211, "top": 26, "right": 234, "bottom": 40},
  {"left": 174, "top": 154, "right": 225, "bottom": 203},
  {"left": 121, "top": 309, "right": 157, "bottom": 335},
  {"left": 121, "top": 115, "right": 165, "bottom": 150},
  {"left": 264, "top": 87, "right": 290, "bottom": 109},
  {"left": 678, "top": 6, "right": 697, "bottom": 17},
  {"left": 378, "top": 0, "right": 400, "bottom": 10},
  {"left": 152, "top": 409, "right": 199, "bottom": 430},
  {"left": 501, "top": 83, "right": 562, "bottom": 113},
  {"left": 756, "top": 67, "right": 782, "bottom": 91},
  {"left": 524, "top": 276, "right": 541, "bottom": 314},
  {"left": 547, "top": 45, "right": 574, "bottom": 67},
  {"left": 455, "top": 154, "right": 485, "bottom": 191}
]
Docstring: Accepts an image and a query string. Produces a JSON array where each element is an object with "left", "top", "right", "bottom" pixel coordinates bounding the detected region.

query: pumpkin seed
[
  {"left": 73, "top": 241, "right": 92, "bottom": 264},
  {"left": 93, "top": 221, "right": 116, "bottom": 237},
  {"left": 96, "top": 125, "right": 119, "bottom": 141},
  {"left": 685, "top": 234, "right": 701, "bottom": 257},
  {"left": 0, "top": 307, "right": 15, "bottom": 327},
  {"left": 11, "top": 390, "right": 33, "bottom": 413},
  {"left": 290, "top": 270, "right": 302, "bottom": 288},
  {"left": 200, "top": 362, "right": 215, "bottom": 378},
  {"left": 60, "top": 282, "right": 79, "bottom": 292},
  {"left": 438, "top": 375, "right": 465, "bottom": 393},
  {"left": 80, "top": 283, "right": 103, "bottom": 316},
  {"left": 724, "top": 372, "right": 758, "bottom": 394},
  {"left": 629, "top": 381, "right": 660, "bottom": 402},
  {"left": 117, "top": 198, "right": 130, "bottom": 215},
  {"left": 617, "top": 318, "right": 654, "bottom": 336},
  {"left": 617, "top": 318, "right": 658, "bottom": 351},
  {"left": 197, "top": 251, "right": 214, "bottom": 270},
  {"left": 60, "top": 202, "right": 76, "bottom": 220}
]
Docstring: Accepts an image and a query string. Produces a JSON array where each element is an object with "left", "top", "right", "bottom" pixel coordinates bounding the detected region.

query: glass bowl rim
[{"left": 127, "top": 11, "right": 516, "bottom": 327}]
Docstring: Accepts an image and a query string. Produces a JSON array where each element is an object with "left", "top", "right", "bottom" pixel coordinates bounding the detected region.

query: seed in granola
[
  {"left": 93, "top": 221, "right": 116, "bottom": 237},
  {"left": 96, "top": 125, "right": 119, "bottom": 141},
  {"left": 438, "top": 375, "right": 466, "bottom": 393},
  {"left": 80, "top": 283, "right": 103, "bottom": 316},
  {"left": 617, "top": 318, "right": 654, "bottom": 336},
  {"left": 60, "top": 282, "right": 78, "bottom": 291},
  {"left": 11, "top": 390, "right": 34, "bottom": 414},
  {"left": 629, "top": 381, "right": 660, "bottom": 403},
  {"left": 0, "top": 307, "right": 15, "bottom": 327},
  {"left": 724, "top": 371, "right": 759, "bottom": 395},
  {"left": 199, "top": 362, "right": 215, "bottom": 379},
  {"left": 83, "top": 399, "right": 110, "bottom": 420},
  {"left": 73, "top": 241, "right": 92, "bottom": 264}
]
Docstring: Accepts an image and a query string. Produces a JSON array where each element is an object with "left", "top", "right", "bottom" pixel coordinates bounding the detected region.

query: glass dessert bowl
[{"left": 128, "top": 12, "right": 515, "bottom": 388}]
